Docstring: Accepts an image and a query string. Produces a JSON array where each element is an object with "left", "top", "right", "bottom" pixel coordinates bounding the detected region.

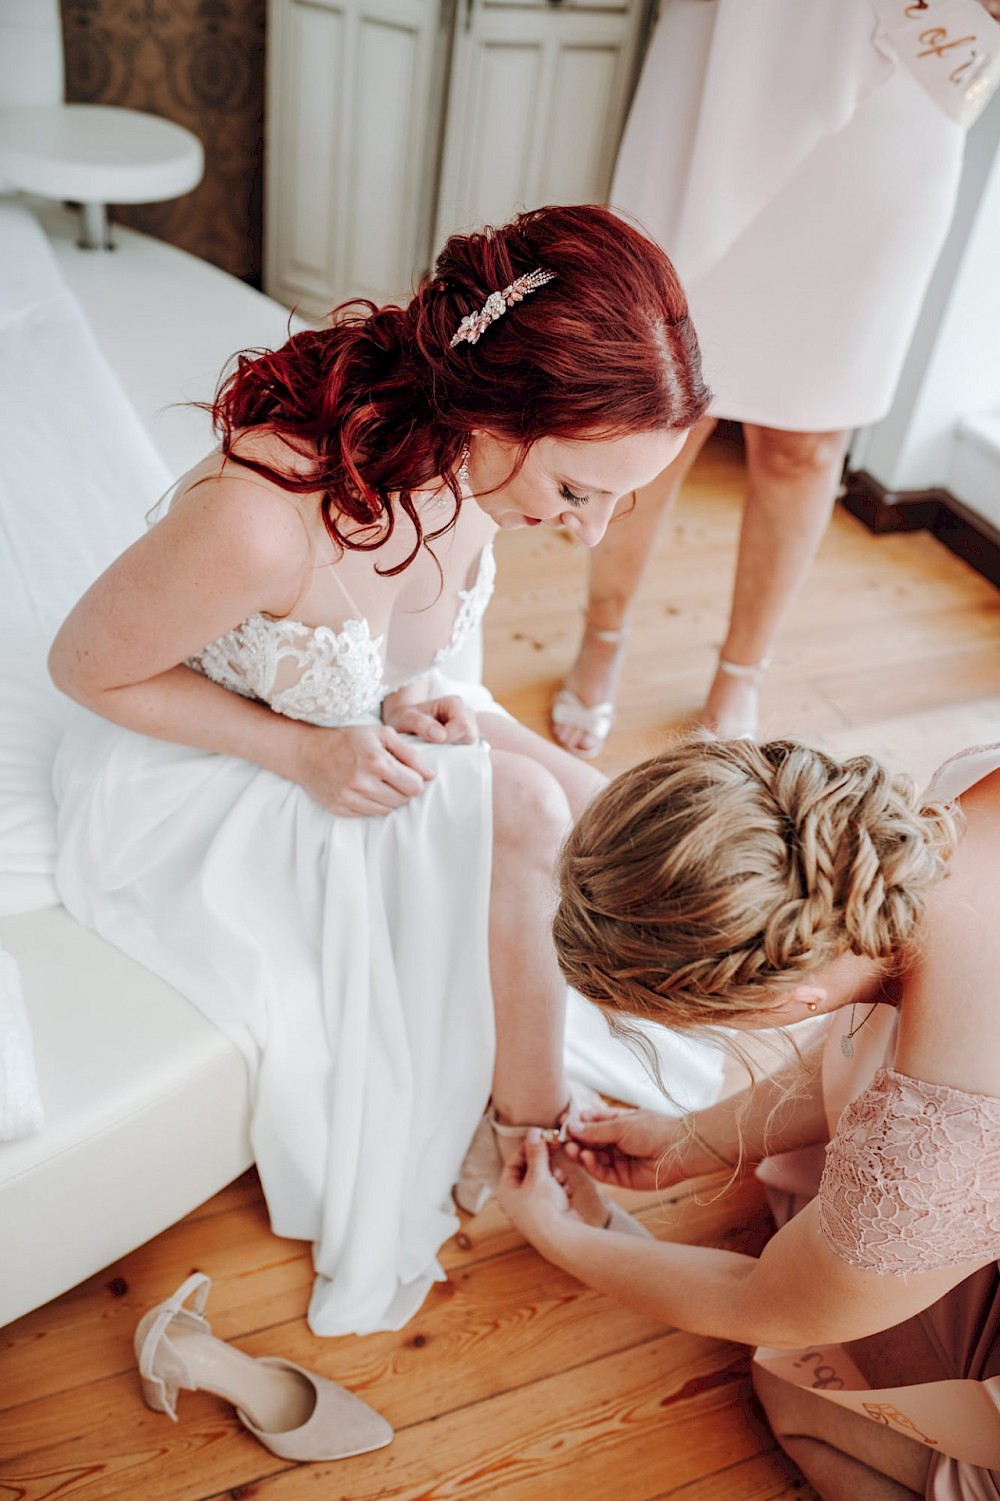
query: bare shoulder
[
  {"left": 895, "top": 769, "right": 1000, "bottom": 1098},
  {"left": 163, "top": 440, "right": 316, "bottom": 608}
]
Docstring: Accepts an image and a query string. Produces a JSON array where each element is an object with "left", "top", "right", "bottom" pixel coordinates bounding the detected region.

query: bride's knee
[{"left": 491, "top": 750, "right": 572, "bottom": 856}]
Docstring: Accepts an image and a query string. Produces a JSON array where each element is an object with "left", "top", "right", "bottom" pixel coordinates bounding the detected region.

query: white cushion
[
  {"left": 0, "top": 908, "right": 251, "bottom": 1326},
  {"left": 0, "top": 201, "right": 172, "bottom": 912},
  {"left": 0, "top": 204, "right": 310, "bottom": 1323},
  {"left": 37, "top": 197, "right": 308, "bottom": 480},
  {"left": 0, "top": 632, "right": 65, "bottom": 912}
]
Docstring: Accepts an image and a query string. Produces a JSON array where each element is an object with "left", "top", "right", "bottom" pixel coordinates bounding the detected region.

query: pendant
[{"left": 840, "top": 1034, "right": 854, "bottom": 1059}]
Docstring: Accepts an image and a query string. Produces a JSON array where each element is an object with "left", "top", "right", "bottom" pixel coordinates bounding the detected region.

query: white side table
[{"left": 0, "top": 103, "right": 203, "bottom": 250}]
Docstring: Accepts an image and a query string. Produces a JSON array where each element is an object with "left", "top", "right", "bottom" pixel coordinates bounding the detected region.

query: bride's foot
[
  {"left": 455, "top": 1098, "right": 586, "bottom": 1215},
  {"left": 696, "top": 654, "right": 771, "bottom": 741},
  {"left": 550, "top": 618, "right": 629, "bottom": 758},
  {"left": 555, "top": 1156, "right": 654, "bottom": 1238},
  {"left": 552, "top": 1152, "right": 618, "bottom": 1229},
  {"left": 456, "top": 1100, "right": 651, "bottom": 1236}
]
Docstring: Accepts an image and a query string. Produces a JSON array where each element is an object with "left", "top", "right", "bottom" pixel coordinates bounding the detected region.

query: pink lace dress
[{"left": 760, "top": 744, "right": 1000, "bottom": 1499}]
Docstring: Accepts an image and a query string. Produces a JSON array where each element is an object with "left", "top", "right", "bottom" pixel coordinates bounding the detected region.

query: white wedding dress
[{"left": 53, "top": 491, "right": 723, "bottom": 1336}]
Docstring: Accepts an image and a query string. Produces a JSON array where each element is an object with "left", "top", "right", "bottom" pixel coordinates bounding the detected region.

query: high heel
[
  {"left": 454, "top": 1106, "right": 569, "bottom": 1214},
  {"left": 135, "top": 1274, "right": 393, "bottom": 1461},
  {"left": 550, "top": 620, "right": 629, "bottom": 759},
  {"left": 455, "top": 1100, "right": 653, "bottom": 1240},
  {"left": 700, "top": 653, "right": 772, "bottom": 741}
]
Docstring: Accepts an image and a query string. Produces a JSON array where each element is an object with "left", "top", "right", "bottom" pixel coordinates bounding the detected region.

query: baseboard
[{"left": 842, "top": 470, "right": 1000, "bottom": 590}]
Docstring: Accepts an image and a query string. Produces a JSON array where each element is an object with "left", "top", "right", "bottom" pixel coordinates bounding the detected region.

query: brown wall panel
[{"left": 60, "top": 0, "right": 265, "bottom": 283}]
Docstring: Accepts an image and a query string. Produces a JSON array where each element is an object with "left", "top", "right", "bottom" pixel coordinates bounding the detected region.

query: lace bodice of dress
[
  {"left": 818, "top": 1066, "right": 1000, "bottom": 1276},
  {"left": 189, "top": 543, "right": 496, "bottom": 726}
]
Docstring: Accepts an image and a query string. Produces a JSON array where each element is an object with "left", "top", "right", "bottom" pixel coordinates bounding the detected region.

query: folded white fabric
[
  {"left": 0, "top": 942, "right": 43, "bottom": 1140},
  {"left": 565, "top": 991, "right": 724, "bottom": 1115}
]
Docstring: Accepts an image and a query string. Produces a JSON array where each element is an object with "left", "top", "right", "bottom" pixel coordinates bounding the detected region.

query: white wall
[{"left": 850, "top": 88, "right": 1000, "bottom": 509}]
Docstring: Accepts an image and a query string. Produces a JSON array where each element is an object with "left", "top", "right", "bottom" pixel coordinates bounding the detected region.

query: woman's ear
[{"left": 771, "top": 984, "right": 828, "bottom": 1021}]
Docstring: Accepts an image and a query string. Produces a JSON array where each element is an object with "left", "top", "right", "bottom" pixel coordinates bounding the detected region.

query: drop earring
[{"left": 458, "top": 443, "right": 471, "bottom": 490}]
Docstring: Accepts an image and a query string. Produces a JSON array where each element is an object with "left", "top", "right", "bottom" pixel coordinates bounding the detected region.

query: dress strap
[{"left": 924, "top": 742, "right": 1000, "bottom": 804}]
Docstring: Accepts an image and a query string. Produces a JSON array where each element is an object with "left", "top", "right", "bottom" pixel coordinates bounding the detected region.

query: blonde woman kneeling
[{"left": 497, "top": 739, "right": 1000, "bottom": 1501}]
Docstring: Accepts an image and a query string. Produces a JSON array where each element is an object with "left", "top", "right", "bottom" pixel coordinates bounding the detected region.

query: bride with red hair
[{"left": 48, "top": 204, "right": 710, "bottom": 1337}]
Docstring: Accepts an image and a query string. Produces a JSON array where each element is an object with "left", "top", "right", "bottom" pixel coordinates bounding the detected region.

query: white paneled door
[
  {"left": 433, "top": 0, "right": 642, "bottom": 247},
  {"left": 266, "top": 0, "right": 646, "bottom": 314},
  {"left": 267, "top": 0, "right": 444, "bottom": 316}
]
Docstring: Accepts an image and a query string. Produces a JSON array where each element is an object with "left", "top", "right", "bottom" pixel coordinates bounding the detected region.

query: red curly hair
[{"left": 211, "top": 204, "right": 710, "bottom": 573}]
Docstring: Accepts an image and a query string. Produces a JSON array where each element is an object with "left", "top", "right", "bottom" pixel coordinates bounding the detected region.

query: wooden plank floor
[{"left": 3, "top": 434, "right": 999, "bottom": 1500}]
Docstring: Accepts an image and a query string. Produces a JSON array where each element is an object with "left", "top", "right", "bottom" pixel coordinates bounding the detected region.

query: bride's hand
[
  {"left": 292, "top": 722, "right": 435, "bottom": 816},
  {"left": 382, "top": 695, "right": 478, "bottom": 745}
]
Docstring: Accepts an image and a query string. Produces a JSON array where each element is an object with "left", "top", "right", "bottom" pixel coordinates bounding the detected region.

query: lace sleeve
[{"left": 818, "top": 1067, "right": 1000, "bottom": 1276}]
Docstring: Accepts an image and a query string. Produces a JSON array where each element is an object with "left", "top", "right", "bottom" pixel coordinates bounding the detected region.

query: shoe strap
[
  {"left": 487, "top": 1103, "right": 572, "bottom": 1145},
  {"left": 582, "top": 616, "right": 628, "bottom": 645},
  {"left": 136, "top": 1273, "right": 212, "bottom": 1417},
  {"left": 164, "top": 1272, "right": 212, "bottom": 1319},
  {"left": 550, "top": 689, "right": 615, "bottom": 739},
  {"left": 717, "top": 654, "right": 771, "bottom": 680}
]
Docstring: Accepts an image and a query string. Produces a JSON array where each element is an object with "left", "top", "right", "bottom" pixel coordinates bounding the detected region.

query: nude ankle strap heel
[
  {"left": 135, "top": 1273, "right": 394, "bottom": 1461},
  {"left": 455, "top": 1092, "right": 653, "bottom": 1239},
  {"left": 453, "top": 1105, "right": 570, "bottom": 1215}
]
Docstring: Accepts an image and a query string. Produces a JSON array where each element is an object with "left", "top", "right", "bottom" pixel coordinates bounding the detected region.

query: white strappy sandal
[
  {"left": 701, "top": 653, "right": 772, "bottom": 741},
  {"left": 549, "top": 622, "right": 628, "bottom": 759}
]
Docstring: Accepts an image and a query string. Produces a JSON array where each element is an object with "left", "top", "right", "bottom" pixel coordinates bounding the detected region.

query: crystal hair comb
[{"left": 449, "top": 267, "right": 556, "bottom": 348}]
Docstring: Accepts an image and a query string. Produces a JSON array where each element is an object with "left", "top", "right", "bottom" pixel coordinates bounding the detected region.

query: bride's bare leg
[
  {"left": 487, "top": 749, "right": 572, "bottom": 1127},
  {"left": 480, "top": 712, "right": 605, "bottom": 820},
  {"left": 485, "top": 748, "right": 610, "bottom": 1226}
]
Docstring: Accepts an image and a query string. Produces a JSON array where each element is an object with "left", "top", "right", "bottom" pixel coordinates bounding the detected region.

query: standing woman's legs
[
  {"left": 701, "top": 424, "right": 851, "bottom": 738},
  {"left": 551, "top": 416, "right": 716, "bottom": 756}
]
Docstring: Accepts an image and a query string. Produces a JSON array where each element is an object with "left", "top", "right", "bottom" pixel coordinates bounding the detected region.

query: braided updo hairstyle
[
  {"left": 554, "top": 738, "right": 961, "bottom": 1030},
  {"left": 209, "top": 205, "right": 710, "bottom": 574}
]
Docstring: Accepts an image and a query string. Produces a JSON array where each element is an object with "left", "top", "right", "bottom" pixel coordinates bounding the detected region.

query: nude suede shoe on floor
[{"left": 135, "top": 1273, "right": 393, "bottom": 1461}]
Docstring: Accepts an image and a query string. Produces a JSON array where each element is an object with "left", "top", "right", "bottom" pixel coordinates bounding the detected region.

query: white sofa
[{"left": 0, "top": 199, "right": 301, "bottom": 1327}]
